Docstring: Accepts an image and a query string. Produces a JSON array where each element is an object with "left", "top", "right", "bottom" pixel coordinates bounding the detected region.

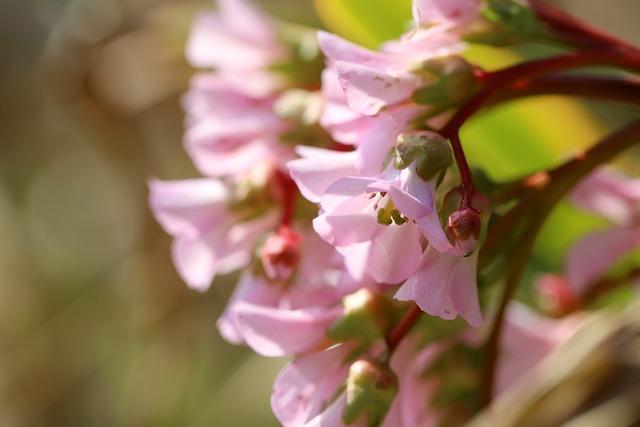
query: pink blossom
[
  {"left": 148, "top": 178, "right": 277, "bottom": 291},
  {"left": 312, "top": 169, "right": 434, "bottom": 283},
  {"left": 183, "top": 74, "right": 292, "bottom": 177},
  {"left": 271, "top": 344, "right": 353, "bottom": 426},
  {"left": 572, "top": 168, "right": 640, "bottom": 225},
  {"left": 218, "top": 230, "right": 370, "bottom": 356},
  {"left": 187, "top": 0, "right": 285, "bottom": 75},
  {"left": 395, "top": 247, "right": 483, "bottom": 327},
  {"left": 382, "top": 336, "right": 443, "bottom": 427}
]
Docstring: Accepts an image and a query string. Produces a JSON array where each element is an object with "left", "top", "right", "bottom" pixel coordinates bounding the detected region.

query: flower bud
[
  {"left": 469, "top": 0, "right": 540, "bottom": 46},
  {"left": 328, "top": 289, "right": 393, "bottom": 343},
  {"left": 446, "top": 207, "right": 482, "bottom": 257},
  {"left": 343, "top": 359, "right": 397, "bottom": 426},
  {"left": 411, "top": 56, "right": 478, "bottom": 109},
  {"left": 260, "top": 226, "right": 302, "bottom": 281},
  {"left": 536, "top": 274, "right": 580, "bottom": 316},
  {"left": 395, "top": 131, "right": 452, "bottom": 182}
]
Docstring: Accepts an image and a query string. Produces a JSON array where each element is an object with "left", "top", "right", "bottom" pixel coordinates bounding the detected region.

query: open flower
[
  {"left": 148, "top": 177, "right": 277, "bottom": 291},
  {"left": 218, "top": 230, "right": 372, "bottom": 356}
]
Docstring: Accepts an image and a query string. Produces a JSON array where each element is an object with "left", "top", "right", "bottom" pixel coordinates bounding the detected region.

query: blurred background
[{"left": 0, "top": 0, "right": 638, "bottom": 426}]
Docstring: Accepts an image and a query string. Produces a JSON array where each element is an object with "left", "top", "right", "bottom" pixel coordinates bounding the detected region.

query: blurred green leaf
[{"left": 314, "top": 0, "right": 412, "bottom": 48}]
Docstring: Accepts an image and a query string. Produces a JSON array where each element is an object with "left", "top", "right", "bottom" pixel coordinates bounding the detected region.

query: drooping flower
[
  {"left": 148, "top": 177, "right": 278, "bottom": 291},
  {"left": 183, "top": 74, "right": 293, "bottom": 177},
  {"left": 218, "top": 229, "right": 373, "bottom": 356},
  {"left": 186, "top": 0, "right": 286, "bottom": 96}
]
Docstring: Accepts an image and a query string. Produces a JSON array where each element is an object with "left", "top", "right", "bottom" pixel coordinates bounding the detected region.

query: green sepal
[
  {"left": 395, "top": 132, "right": 453, "bottom": 182},
  {"left": 343, "top": 360, "right": 398, "bottom": 426}
]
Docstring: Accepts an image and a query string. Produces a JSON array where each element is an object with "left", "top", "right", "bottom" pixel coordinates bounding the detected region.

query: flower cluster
[{"left": 149, "top": 0, "right": 640, "bottom": 425}]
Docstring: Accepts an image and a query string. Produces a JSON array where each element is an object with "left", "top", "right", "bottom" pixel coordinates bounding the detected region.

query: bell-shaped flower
[
  {"left": 148, "top": 177, "right": 277, "bottom": 291},
  {"left": 218, "top": 230, "right": 371, "bottom": 356},
  {"left": 272, "top": 344, "right": 355, "bottom": 427},
  {"left": 395, "top": 191, "right": 488, "bottom": 327},
  {"left": 187, "top": 0, "right": 285, "bottom": 74},
  {"left": 395, "top": 246, "right": 482, "bottom": 327},
  {"left": 183, "top": 74, "right": 292, "bottom": 177}
]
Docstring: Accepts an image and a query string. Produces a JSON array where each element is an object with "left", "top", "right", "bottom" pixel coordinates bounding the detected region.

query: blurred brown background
[{"left": 0, "top": 0, "right": 638, "bottom": 426}]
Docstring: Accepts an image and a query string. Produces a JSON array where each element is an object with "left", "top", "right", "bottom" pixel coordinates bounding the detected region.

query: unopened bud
[
  {"left": 343, "top": 359, "right": 397, "bottom": 426},
  {"left": 329, "top": 289, "right": 393, "bottom": 343},
  {"left": 411, "top": 56, "right": 478, "bottom": 108},
  {"left": 469, "top": 0, "right": 540, "bottom": 46},
  {"left": 260, "top": 226, "right": 302, "bottom": 281},
  {"left": 446, "top": 207, "right": 482, "bottom": 257},
  {"left": 395, "top": 131, "right": 452, "bottom": 182},
  {"left": 536, "top": 274, "right": 580, "bottom": 316}
]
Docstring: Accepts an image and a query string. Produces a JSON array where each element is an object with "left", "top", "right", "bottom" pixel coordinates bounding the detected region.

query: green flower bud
[
  {"left": 411, "top": 56, "right": 478, "bottom": 109},
  {"left": 343, "top": 360, "right": 397, "bottom": 426},
  {"left": 468, "top": 0, "right": 542, "bottom": 46},
  {"left": 395, "top": 131, "right": 453, "bottom": 181},
  {"left": 328, "top": 289, "right": 393, "bottom": 344}
]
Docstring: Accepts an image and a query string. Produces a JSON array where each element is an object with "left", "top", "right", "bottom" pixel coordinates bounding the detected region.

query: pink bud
[
  {"left": 261, "top": 226, "right": 302, "bottom": 281},
  {"left": 536, "top": 274, "right": 581, "bottom": 316},
  {"left": 446, "top": 207, "right": 481, "bottom": 257}
]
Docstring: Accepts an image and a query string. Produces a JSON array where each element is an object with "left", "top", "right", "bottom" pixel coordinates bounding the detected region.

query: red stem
[
  {"left": 529, "top": 0, "right": 640, "bottom": 53},
  {"left": 440, "top": 49, "right": 640, "bottom": 208},
  {"left": 386, "top": 304, "right": 423, "bottom": 354}
]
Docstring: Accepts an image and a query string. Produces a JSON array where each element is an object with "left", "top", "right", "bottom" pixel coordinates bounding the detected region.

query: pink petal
[
  {"left": 148, "top": 178, "right": 228, "bottom": 238},
  {"left": 388, "top": 171, "right": 435, "bottom": 219},
  {"left": 566, "top": 226, "right": 640, "bottom": 295},
  {"left": 217, "top": 272, "right": 283, "bottom": 343},
  {"left": 335, "top": 61, "right": 421, "bottom": 116},
  {"left": 412, "top": 0, "right": 479, "bottom": 28},
  {"left": 448, "top": 251, "right": 483, "bottom": 327},
  {"left": 186, "top": 11, "right": 278, "bottom": 70},
  {"left": 571, "top": 169, "right": 640, "bottom": 225},
  {"left": 368, "top": 224, "right": 423, "bottom": 284},
  {"left": 317, "top": 31, "right": 399, "bottom": 69},
  {"left": 171, "top": 237, "right": 217, "bottom": 292},
  {"left": 397, "top": 247, "right": 458, "bottom": 320},
  {"left": 320, "top": 176, "right": 376, "bottom": 213},
  {"left": 272, "top": 345, "right": 351, "bottom": 427},
  {"left": 233, "top": 303, "right": 342, "bottom": 357},
  {"left": 287, "top": 147, "right": 358, "bottom": 203},
  {"left": 416, "top": 211, "right": 454, "bottom": 253},
  {"left": 336, "top": 241, "right": 373, "bottom": 282}
]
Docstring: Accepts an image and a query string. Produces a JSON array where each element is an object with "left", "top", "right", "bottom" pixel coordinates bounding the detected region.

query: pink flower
[
  {"left": 183, "top": 74, "right": 292, "bottom": 177},
  {"left": 395, "top": 246, "right": 483, "bottom": 327},
  {"left": 218, "top": 230, "right": 370, "bottom": 356},
  {"left": 382, "top": 336, "right": 443, "bottom": 427},
  {"left": 312, "top": 168, "right": 435, "bottom": 283},
  {"left": 271, "top": 344, "right": 354, "bottom": 426},
  {"left": 317, "top": 31, "right": 426, "bottom": 116},
  {"left": 148, "top": 178, "right": 277, "bottom": 291},
  {"left": 187, "top": 0, "right": 285, "bottom": 78}
]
